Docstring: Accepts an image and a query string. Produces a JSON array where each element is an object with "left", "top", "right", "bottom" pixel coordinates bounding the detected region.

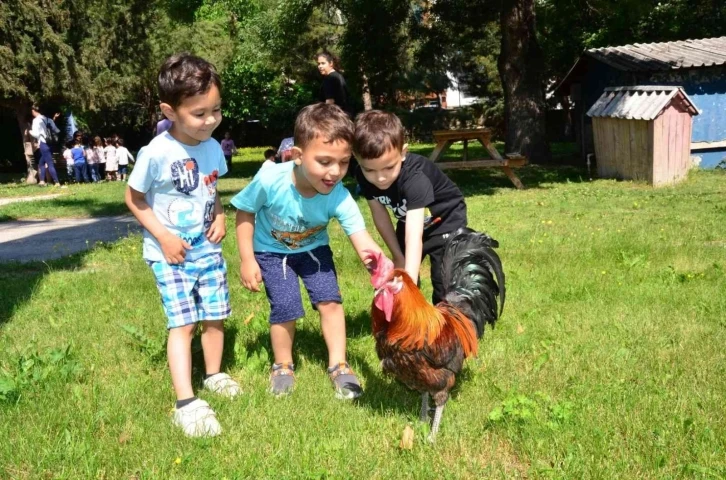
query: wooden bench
[{"left": 429, "top": 128, "right": 527, "bottom": 189}]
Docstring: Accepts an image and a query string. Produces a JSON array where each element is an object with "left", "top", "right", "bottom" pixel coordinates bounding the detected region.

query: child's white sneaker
[
  {"left": 172, "top": 399, "right": 221, "bottom": 437},
  {"left": 203, "top": 373, "right": 242, "bottom": 398}
]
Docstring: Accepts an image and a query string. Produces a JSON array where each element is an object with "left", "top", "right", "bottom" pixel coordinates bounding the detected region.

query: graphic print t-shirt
[
  {"left": 355, "top": 152, "right": 467, "bottom": 238},
  {"left": 230, "top": 161, "right": 366, "bottom": 254},
  {"left": 127, "top": 132, "right": 227, "bottom": 262}
]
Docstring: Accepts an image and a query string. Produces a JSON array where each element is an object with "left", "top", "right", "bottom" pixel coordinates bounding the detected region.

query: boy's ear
[
  {"left": 159, "top": 103, "right": 176, "bottom": 122},
  {"left": 401, "top": 143, "right": 409, "bottom": 157},
  {"left": 290, "top": 146, "right": 303, "bottom": 165}
]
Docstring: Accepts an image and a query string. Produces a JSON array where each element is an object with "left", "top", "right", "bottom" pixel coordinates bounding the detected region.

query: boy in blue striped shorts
[
  {"left": 233, "top": 103, "right": 385, "bottom": 398},
  {"left": 126, "top": 53, "right": 240, "bottom": 438}
]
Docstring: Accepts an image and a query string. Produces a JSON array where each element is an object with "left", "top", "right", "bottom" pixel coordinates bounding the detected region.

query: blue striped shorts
[{"left": 147, "top": 253, "right": 231, "bottom": 329}]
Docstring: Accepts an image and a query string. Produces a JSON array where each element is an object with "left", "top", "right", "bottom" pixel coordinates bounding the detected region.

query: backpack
[{"left": 44, "top": 117, "right": 59, "bottom": 148}]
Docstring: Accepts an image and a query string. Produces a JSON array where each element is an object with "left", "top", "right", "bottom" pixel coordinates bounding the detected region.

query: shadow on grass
[
  {"left": 0, "top": 218, "right": 140, "bottom": 327},
  {"left": 0, "top": 253, "right": 87, "bottom": 327}
]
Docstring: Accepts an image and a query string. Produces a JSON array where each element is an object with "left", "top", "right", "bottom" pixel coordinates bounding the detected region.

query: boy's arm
[
  {"left": 348, "top": 230, "right": 385, "bottom": 268},
  {"left": 125, "top": 186, "right": 191, "bottom": 264},
  {"left": 403, "top": 207, "right": 425, "bottom": 284},
  {"left": 235, "top": 210, "right": 262, "bottom": 292},
  {"left": 205, "top": 194, "right": 226, "bottom": 244},
  {"left": 368, "top": 200, "right": 405, "bottom": 266}
]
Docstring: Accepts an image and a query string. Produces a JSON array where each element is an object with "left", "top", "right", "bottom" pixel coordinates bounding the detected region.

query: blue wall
[{"left": 580, "top": 63, "right": 726, "bottom": 169}]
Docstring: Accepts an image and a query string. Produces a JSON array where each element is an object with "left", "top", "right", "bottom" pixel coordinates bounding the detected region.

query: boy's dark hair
[
  {"left": 158, "top": 53, "right": 222, "bottom": 108},
  {"left": 264, "top": 148, "right": 277, "bottom": 160},
  {"left": 65, "top": 140, "right": 74, "bottom": 149},
  {"left": 117, "top": 138, "right": 124, "bottom": 147},
  {"left": 353, "top": 110, "right": 405, "bottom": 160},
  {"left": 294, "top": 103, "right": 354, "bottom": 150}
]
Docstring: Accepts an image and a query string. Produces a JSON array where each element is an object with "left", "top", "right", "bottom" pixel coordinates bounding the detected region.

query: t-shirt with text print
[
  {"left": 355, "top": 152, "right": 467, "bottom": 239},
  {"left": 127, "top": 131, "right": 228, "bottom": 262}
]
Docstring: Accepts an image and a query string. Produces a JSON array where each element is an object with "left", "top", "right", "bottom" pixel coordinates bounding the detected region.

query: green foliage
[
  {"left": 223, "top": 58, "right": 314, "bottom": 131},
  {"left": 0, "top": 344, "right": 83, "bottom": 403}
]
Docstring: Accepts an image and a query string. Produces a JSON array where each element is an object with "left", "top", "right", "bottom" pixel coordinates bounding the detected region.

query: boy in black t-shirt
[{"left": 353, "top": 110, "right": 467, "bottom": 304}]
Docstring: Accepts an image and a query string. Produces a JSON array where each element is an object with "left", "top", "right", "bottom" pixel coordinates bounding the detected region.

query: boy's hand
[
  {"left": 160, "top": 233, "right": 192, "bottom": 264},
  {"left": 206, "top": 215, "right": 226, "bottom": 244},
  {"left": 393, "top": 253, "right": 405, "bottom": 269},
  {"left": 240, "top": 260, "right": 262, "bottom": 292}
]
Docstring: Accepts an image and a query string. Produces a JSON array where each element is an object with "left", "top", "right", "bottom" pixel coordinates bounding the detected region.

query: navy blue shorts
[{"left": 256, "top": 245, "right": 342, "bottom": 324}]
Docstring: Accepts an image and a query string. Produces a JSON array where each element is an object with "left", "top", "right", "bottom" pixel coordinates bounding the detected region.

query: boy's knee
[{"left": 316, "top": 301, "right": 343, "bottom": 314}]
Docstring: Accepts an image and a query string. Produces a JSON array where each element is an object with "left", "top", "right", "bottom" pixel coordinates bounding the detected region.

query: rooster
[{"left": 364, "top": 227, "right": 505, "bottom": 441}]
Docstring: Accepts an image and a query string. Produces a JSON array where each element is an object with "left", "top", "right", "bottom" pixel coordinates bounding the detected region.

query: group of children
[
  {"left": 62, "top": 134, "right": 134, "bottom": 183},
  {"left": 126, "top": 53, "right": 468, "bottom": 438}
]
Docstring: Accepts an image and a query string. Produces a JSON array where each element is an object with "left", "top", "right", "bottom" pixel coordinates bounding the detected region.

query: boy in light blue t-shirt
[
  {"left": 126, "top": 53, "right": 241, "bottom": 438},
  {"left": 232, "top": 103, "right": 384, "bottom": 399}
]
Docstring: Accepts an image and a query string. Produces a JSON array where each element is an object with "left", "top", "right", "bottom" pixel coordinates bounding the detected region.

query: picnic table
[{"left": 428, "top": 128, "right": 527, "bottom": 189}]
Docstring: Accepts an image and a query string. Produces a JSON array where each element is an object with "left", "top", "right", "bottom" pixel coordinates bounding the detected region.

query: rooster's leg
[
  {"left": 419, "top": 393, "right": 429, "bottom": 422},
  {"left": 427, "top": 404, "right": 446, "bottom": 443}
]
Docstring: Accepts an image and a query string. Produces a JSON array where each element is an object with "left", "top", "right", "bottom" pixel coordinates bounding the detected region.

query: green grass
[{"left": 1, "top": 149, "right": 726, "bottom": 478}]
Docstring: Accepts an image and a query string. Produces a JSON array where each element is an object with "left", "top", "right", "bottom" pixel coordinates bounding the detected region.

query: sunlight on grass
[{"left": 1, "top": 149, "right": 725, "bottom": 478}]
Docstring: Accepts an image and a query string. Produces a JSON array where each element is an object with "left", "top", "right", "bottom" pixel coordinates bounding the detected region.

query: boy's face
[
  {"left": 293, "top": 135, "right": 351, "bottom": 196},
  {"left": 161, "top": 84, "right": 222, "bottom": 146},
  {"left": 358, "top": 145, "right": 407, "bottom": 191}
]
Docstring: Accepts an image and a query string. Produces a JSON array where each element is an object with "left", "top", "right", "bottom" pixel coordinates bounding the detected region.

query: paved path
[
  {"left": 0, "top": 194, "right": 63, "bottom": 206},
  {"left": 0, "top": 215, "right": 140, "bottom": 263}
]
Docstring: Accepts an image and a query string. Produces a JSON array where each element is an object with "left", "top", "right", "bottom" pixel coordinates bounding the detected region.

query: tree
[
  {"left": 418, "top": 0, "right": 549, "bottom": 161},
  {"left": 499, "top": 0, "right": 549, "bottom": 162},
  {"left": 0, "top": 0, "right": 162, "bottom": 181}
]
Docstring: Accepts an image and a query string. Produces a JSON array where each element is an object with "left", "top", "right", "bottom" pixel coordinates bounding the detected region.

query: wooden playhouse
[{"left": 587, "top": 86, "right": 699, "bottom": 186}]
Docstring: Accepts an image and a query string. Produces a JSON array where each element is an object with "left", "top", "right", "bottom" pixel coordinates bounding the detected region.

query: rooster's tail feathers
[{"left": 441, "top": 227, "right": 505, "bottom": 338}]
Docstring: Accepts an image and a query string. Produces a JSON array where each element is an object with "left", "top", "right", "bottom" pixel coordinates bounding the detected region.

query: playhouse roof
[{"left": 586, "top": 86, "right": 699, "bottom": 120}]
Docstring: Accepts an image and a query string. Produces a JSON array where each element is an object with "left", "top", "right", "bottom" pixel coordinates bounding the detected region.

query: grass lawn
[{"left": 1, "top": 148, "right": 725, "bottom": 478}]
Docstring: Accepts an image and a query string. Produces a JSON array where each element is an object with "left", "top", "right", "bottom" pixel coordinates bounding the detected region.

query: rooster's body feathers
[{"left": 367, "top": 227, "right": 506, "bottom": 441}]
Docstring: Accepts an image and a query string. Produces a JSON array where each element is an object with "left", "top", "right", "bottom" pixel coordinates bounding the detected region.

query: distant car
[{"left": 412, "top": 100, "right": 442, "bottom": 111}]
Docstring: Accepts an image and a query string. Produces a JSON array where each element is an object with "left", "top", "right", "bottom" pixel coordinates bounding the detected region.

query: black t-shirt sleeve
[
  {"left": 322, "top": 75, "right": 343, "bottom": 102},
  {"left": 400, "top": 171, "right": 434, "bottom": 210}
]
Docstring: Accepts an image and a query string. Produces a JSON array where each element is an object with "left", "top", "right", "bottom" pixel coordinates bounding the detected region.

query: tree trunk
[
  {"left": 498, "top": 0, "right": 550, "bottom": 163},
  {"left": 12, "top": 101, "right": 38, "bottom": 184},
  {"left": 361, "top": 72, "right": 373, "bottom": 111}
]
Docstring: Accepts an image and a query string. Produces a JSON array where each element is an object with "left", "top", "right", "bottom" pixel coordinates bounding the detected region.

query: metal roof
[
  {"left": 587, "top": 86, "right": 700, "bottom": 120},
  {"left": 585, "top": 37, "right": 726, "bottom": 72}
]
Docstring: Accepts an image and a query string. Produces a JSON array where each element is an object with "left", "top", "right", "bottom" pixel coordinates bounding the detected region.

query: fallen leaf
[
  {"left": 243, "top": 313, "right": 254, "bottom": 325},
  {"left": 516, "top": 324, "right": 525, "bottom": 334},
  {"left": 118, "top": 431, "right": 131, "bottom": 445},
  {"left": 400, "top": 425, "right": 414, "bottom": 450}
]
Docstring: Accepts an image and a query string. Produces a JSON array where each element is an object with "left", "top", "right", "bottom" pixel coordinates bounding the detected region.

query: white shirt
[
  {"left": 30, "top": 115, "right": 60, "bottom": 144},
  {"left": 116, "top": 146, "right": 134, "bottom": 166}
]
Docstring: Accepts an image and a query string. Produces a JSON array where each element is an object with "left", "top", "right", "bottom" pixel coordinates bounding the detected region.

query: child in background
[
  {"left": 95, "top": 136, "right": 106, "bottom": 180},
  {"left": 62, "top": 141, "right": 74, "bottom": 181},
  {"left": 260, "top": 148, "right": 277, "bottom": 170},
  {"left": 85, "top": 136, "right": 101, "bottom": 182},
  {"left": 104, "top": 137, "right": 118, "bottom": 181},
  {"left": 221, "top": 131, "right": 237, "bottom": 168},
  {"left": 116, "top": 138, "right": 134, "bottom": 181},
  {"left": 71, "top": 136, "right": 90, "bottom": 183}
]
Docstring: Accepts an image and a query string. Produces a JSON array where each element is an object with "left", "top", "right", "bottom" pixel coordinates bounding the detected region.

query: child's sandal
[
  {"left": 327, "top": 362, "right": 363, "bottom": 400},
  {"left": 270, "top": 362, "right": 295, "bottom": 397}
]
